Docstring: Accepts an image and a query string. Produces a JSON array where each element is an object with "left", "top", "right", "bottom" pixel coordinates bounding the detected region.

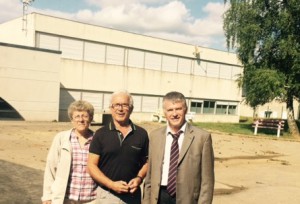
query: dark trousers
[{"left": 158, "top": 186, "right": 176, "bottom": 204}]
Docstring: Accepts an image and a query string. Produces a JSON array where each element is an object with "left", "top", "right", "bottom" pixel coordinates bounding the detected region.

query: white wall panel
[
  {"left": 103, "top": 93, "right": 112, "bottom": 111},
  {"left": 145, "top": 53, "right": 161, "bottom": 71},
  {"left": 60, "top": 38, "right": 83, "bottom": 60},
  {"left": 128, "top": 49, "right": 144, "bottom": 68},
  {"left": 219, "top": 64, "right": 232, "bottom": 79},
  {"left": 84, "top": 42, "right": 105, "bottom": 63},
  {"left": 142, "top": 96, "right": 159, "bottom": 112},
  {"left": 178, "top": 58, "right": 191, "bottom": 74},
  {"left": 132, "top": 95, "right": 142, "bottom": 112},
  {"left": 193, "top": 61, "right": 206, "bottom": 76},
  {"left": 206, "top": 63, "right": 220, "bottom": 78},
  {"left": 82, "top": 92, "right": 103, "bottom": 111},
  {"left": 162, "top": 55, "right": 177, "bottom": 72},
  {"left": 232, "top": 66, "right": 242, "bottom": 80},
  {"left": 38, "top": 34, "right": 59, "bottom": 50},
  {"left": 106, "top": 45, "right": 124, "bottom": 65}
]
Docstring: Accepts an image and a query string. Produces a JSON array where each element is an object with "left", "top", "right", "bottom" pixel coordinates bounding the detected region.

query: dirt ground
[{"left": 0, "top": 121, "right": 300, "bottom": 204}]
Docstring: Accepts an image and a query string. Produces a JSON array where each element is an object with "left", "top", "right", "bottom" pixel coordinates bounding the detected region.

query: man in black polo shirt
[{"left": 88, "top": 90, "right": 149, "bottom": 204}]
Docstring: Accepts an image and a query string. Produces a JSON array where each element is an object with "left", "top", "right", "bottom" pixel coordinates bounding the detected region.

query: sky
[{"left": 0, "top": 0, "right": 231, "bottom": 51}]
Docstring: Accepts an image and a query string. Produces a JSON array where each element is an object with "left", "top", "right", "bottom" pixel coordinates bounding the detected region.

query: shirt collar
[
  {"left": 109, "top": 119, "right": 136, "bottom": 131},
  {"left": 70, "top": 128, "right": 94, "bottom": 144},
  {"left": 166, "top": 122, "right": 187, "bottom": 135}
]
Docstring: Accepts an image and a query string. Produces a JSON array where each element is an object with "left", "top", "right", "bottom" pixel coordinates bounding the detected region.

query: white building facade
[{"left": 0, "top": 13, "right": 254, "bottom": 122}]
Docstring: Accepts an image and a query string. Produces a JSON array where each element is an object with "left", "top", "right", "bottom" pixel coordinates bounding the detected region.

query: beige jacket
[
  {"left": 41, "top": 129, "right": 73, "bottom": 204},
  {"left": 143, "top": 123, "right": 215, "bottom": 204}
]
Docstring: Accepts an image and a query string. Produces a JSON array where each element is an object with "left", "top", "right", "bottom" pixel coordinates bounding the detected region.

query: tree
[{"left": 223, "top": 0, "right": 300, "bottom": 137}]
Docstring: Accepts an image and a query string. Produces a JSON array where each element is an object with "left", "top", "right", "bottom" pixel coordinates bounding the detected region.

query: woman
[{"left": 42, "top": 100, "right": 97, "bottom": 204}]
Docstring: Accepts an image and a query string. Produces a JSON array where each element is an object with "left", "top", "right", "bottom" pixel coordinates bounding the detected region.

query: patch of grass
[
  {"left": 193, "top": 122, "right": 253, "bottom": 135},
  {"left": 192, "top": 121, "right": 291, "bottom": 138}
]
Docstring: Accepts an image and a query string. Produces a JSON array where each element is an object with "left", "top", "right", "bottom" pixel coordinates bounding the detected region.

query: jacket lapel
[
  {"left": 178, "top": 123, "right": 194, "bottom": 165},
  {"left": 156, "top": 127, "right": 167, "bottom": 165}
]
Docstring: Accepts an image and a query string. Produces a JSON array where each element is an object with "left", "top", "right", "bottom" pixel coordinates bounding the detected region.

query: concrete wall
[
  {"left": 60, "top": 59, "right": 241, "bottom": 101},
  {"left": 0, "top": 43, "right": 61, "bottom": 121},
  {"left": 0, "top": 15, "right": 35, "bottom": 47}
]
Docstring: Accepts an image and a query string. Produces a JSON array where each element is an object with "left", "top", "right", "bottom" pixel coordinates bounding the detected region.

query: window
[
  {"left": 228, "top": 105, "right": 237, "bottom": 115},
  {"left": 216, "top": 104, "right": 227, "bottom": 114},
  {"left": 190, "top": 101, "right": 202, "bottom": 113},
  {"left": 203, "top": 101, "right": 215, "bottom": 114}
]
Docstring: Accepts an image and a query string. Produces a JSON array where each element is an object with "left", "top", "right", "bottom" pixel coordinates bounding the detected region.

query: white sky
[{"left": 0, "top": 0, "right": 231, "bottom": 51}]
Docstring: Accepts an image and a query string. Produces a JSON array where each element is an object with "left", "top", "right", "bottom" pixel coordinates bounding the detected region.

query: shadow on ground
[{"left": 0, "top": 160, "right": 43, "bottom": 204}]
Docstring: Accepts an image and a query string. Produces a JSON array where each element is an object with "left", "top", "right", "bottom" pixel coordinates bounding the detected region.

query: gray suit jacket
[{"left": 143, "top": 123, "right": 214, "bottom": 204}]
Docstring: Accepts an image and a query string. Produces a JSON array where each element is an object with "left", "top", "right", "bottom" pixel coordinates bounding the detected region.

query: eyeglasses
[
  {"left": 111, "top": 103, "right": 131, "bottom": 110},
  {"left": 73, "top": 114, "right": 90, "bottom": 121}
]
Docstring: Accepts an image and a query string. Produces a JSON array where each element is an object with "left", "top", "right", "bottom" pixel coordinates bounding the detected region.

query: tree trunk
[
  {"left": 286, "top": 94, "right": 299, "bottom": 137},
  {"left": 287, "top": 109, "right": 299, "bottom": 137}
]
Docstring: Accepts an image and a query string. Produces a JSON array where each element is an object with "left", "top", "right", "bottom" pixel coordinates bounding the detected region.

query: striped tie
[{"left": 167, "top": 130, "right": 183, "bottom": 197}]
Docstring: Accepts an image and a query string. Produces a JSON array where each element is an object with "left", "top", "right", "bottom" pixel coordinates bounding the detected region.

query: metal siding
[
  {"left": 60, "top": 38, "right": 83, "bottom": 60},
  {"left": 84, "top": 42, "right": 106, "bottom": 63},
  {"left": 162, "top": 55, "right": 177, "bottom": 72},
  {"left": 144, "top": 53, "right": 161, "bottom": 71},
  {"left": 132, "top": 95, "right": 142, "bottom": 112},
  {"left": 206, "top": 63, "right": 220, "bottom": 78},
  {"left": 82, "top": 92, "right": 103, "bottom": 112},
  {"left": 193, "top": 61, "right": 207, "bottom": 76},
  {"left": 232, "top": 66, "right": 242, "bottom": 80},
  {"left": 106, "top": 45, "right": 124, "bottom": 65},
  {"left": 142, "top": 96, "right": 159, "bottom": 112},
  {"left": 128, "top": 49, "right": 144, "bottom": 68},
  {"left": 178, "top": 58, "right": 191, "bottom": 74},
  {"left": 219, "top": 64, "right": 232, "bottom": 79},
  {"left": 38, "top": 34, "right": 59, "bottom": 50},
  {"left": 103, "top": 93, "right": 112, "bottom": 112}
]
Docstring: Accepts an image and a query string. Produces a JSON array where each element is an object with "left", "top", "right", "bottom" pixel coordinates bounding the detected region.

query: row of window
[
  {"left": 37, "top": 33, "right": 242, "bottom": 80},
  {"left": 60, "top": 90, "right": 237, "bottom": 115},
  {"left": 190, "top": 101, "right": 237, "bottom": 115}
]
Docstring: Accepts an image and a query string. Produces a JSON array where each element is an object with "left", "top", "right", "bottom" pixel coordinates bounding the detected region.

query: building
[{"left": 0, "top": 12, "right": 250, "bottom": 123}]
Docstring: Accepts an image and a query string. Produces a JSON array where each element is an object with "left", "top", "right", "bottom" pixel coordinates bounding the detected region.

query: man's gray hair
[
  {"left": 163, "top": 91, "right": 187, "bottom": 109},
  {"left": 110, "top": 89, "right": 134, "bottom": 107}
]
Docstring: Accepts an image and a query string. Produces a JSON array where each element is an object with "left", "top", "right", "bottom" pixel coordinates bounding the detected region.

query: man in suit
[{"left": 143, "top": 91, "right": 214, "bottom": 204}]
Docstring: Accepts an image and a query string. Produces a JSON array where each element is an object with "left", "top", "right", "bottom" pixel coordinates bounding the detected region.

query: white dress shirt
[{"left": 160, "top": 122, "right": 187, "bottom": 186}]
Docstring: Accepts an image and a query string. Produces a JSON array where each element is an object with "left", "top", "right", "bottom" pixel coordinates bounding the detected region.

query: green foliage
[
  {"left": 244, "top": 68, "right": 286, "bottom": 107},
  {"left": 223, "top": 0, "right": 300, "bottom": 112}
]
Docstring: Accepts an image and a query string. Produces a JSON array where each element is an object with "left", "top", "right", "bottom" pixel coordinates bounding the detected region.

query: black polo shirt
[{"left": 89, "top": 121, "right": 149, "bottom": 184}]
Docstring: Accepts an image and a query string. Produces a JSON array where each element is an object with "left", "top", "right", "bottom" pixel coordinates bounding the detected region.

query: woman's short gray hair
[{"left": 67, "top": 100, "right": 94, "bottom": 120}]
